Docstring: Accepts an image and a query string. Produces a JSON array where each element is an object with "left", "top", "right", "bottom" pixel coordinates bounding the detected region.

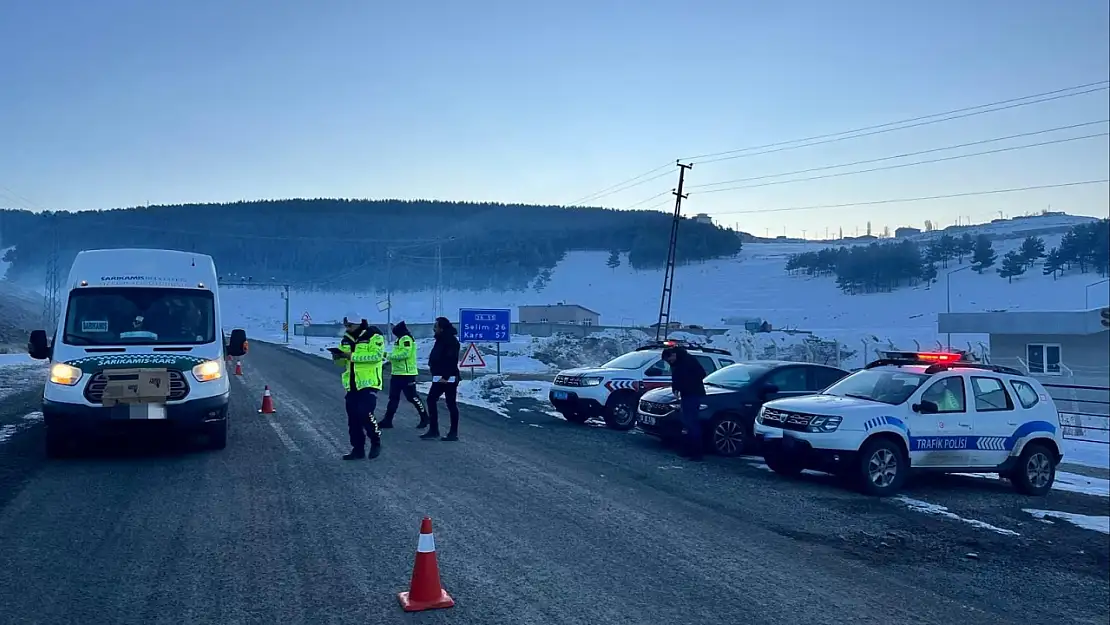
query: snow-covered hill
[{"left": 220, "top": 213, "right": 1110, "bottom": 366}]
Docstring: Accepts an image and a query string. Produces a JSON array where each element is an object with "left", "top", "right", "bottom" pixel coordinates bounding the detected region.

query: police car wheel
[
  {"left": 711, "top": 415, "right": 748, "bottom": 457},
  {"left": 856, "top": 437, "right": 906, "bottom": 497},
  {"left": 561, "top": 409, "right": 589, "bottom": 424},
  {"left": 764, "top": 448, "right": 804, "bottom": 476},
  {"left": 603, "top": 395, "right": 638, "bottom": 431},
  {"left": 1011, "top": 442, "right": 1055, "bottom": 496}
]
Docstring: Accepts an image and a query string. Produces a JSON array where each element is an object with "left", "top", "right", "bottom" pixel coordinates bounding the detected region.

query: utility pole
[
  {"left": 41, "top": 215, "right": 60, "bottom": 330},
  {"left": 433, "top": 243, "right": 443, "bottom": 319},
  {"left": 283, "top": 284, "right": 290, "bottom": 343},
  {"left": 385, "top": 248, "right": 394, "bottom": 336},
  {"left": 654, "top": 162, "right": 692, "bottom": 342}
]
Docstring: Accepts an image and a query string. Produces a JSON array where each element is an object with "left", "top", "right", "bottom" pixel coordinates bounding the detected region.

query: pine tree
[
  {"left": 956, "top": 233, "right": 975, "bottom": 263},
  {"left": 1042, "top": 247, "right": 1063, "bottom": 280},
  {"left": 920, "top": 260, "right": 938, "bottom": 284},
  {"left": 971, "top": 234, "right": 996, "bottom": 273},
  {"left": 1019, "top": 235, "right": 1046, "bottom": 268},
  {"left": 997, "top": 250, "right": 1026, "bottom": 283},
  {"left": 606, "top": 250, "right": 621, "bottom": 270}
]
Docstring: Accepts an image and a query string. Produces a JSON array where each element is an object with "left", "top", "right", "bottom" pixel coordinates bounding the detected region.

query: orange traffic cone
[
  {"left": 258, "top": 385, "right": 275, "bottom": 414},
  {"left": 398, "top": 517, "right": 455, "bottom": 612},
  {"left": 234, "top": 361, "right": 243, "bottom": 376}
]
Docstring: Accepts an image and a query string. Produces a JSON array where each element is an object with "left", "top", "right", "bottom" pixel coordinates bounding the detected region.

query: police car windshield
[
  {"left": 601, "top": 351, "right": 658, "bottom": 370},
  {"left": 63, "top": 287, "right": 216, "bottom": 346},
  {"left": 822, "top": 369, "right": 929, "bottom": 405},
  {"left": 703, "top": 363, "right": 766, "bottom": 389}
]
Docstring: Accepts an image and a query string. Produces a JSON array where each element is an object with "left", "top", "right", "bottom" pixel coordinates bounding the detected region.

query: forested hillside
[
  {"left": 785, "top": 219, "right": 1109, "bottom": 294},
  {"left": 0, "top": 199, "right": 742, "bottom": 292}
]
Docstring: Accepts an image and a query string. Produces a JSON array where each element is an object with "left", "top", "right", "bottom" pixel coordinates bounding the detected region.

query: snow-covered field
[{"left": 222, "top": 218, "right": 1110, "bottom": 370}]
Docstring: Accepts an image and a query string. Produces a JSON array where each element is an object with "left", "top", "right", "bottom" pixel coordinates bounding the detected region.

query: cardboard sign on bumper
[{"left": 101, "top": 368, "right": 171, "bottom": 419}]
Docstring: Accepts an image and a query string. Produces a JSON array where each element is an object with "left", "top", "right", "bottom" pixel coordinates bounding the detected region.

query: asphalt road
[{"left": 0, "top": 342, "right": 1107, "bottom": 625}]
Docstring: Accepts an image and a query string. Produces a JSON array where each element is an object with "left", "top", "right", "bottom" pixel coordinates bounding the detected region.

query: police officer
[
  {"left": 379, "top": 320, "right": 429, "bottom": 429},
  {"left": 335, "top": 316, "right": 384, "bottom": 460}
]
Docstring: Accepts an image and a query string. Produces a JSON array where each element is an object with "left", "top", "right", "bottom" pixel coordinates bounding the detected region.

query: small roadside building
[
  {"left": 518, "top": 304, "right": 601, "bottom": 326},
  {"left": 937, "top": 308, "right": 1109, "bottom": 387}
]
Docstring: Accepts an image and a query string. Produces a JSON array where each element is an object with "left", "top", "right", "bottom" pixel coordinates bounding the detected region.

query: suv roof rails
[
  {"left": 923, "top": 362, "right": 1025, "bottom": 376},
  {"left": 864, "top": 358, "right": 928, "bottom": 369},
  {"left": 635, "top": 340, "right": 732, "bottom": 356}
]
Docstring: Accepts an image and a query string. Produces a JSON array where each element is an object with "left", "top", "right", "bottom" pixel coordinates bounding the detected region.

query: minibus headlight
[{"left": 192, "top": 360, "right": 223, "bottom": 382}]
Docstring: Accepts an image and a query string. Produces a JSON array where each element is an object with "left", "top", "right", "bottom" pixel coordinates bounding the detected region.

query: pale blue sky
[{"left": 1, "top": 0, "right": 1108, "bottom": 238}]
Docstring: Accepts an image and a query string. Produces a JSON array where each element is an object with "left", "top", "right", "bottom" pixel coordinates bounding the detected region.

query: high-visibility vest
[
  {"left": 388, "top": 335, "right": 419, "bottom": 376},
  {"left": 337, "top": 332, "right": 384, "bottom": 391}
]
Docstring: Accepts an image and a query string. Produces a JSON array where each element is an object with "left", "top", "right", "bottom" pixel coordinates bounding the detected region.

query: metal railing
[{"left": 1043, "top": 383, "right": 1110, "bottom": 445}]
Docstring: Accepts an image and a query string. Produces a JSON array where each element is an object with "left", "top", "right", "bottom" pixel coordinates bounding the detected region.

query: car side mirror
[
  {"left": 761, "top": 383, "right": 780, "bottom": 397},
  {"left": 645, "top": 367, "right": 665, "bottom": 377},
  {"left": 27, "top": 329, "right": 52, "bottom": 360},
  {"left": 226, "top": 328, "right": 248, "bottom": 358},
  {"left": 912, "top": 400, "right": 939, "bottom": 414}
]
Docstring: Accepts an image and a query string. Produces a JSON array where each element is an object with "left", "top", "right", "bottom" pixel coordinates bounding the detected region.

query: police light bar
[
  {"left": 915, "top": 352, "right": 962, "bottom": 362},
  {"left": 879, "top": 350, "right": 964, "bottom": 363}
]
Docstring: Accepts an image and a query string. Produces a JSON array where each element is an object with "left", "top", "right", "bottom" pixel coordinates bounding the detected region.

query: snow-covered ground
[
  {"left": 0, "top": 353, "right": 46, "bottom": 405},
  {"left": 1023, "top": 508, "right": 1109, "bottom": 535}
]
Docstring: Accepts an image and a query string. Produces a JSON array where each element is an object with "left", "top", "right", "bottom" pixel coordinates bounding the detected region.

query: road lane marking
[{"left": 265, "top": 417, "right": 301, "bottom": 452}]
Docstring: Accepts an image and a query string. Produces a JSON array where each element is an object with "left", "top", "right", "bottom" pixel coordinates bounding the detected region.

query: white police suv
[
  {"left": 549, "top": 340, "right": 736, "bottom": 430},
  {"left": 754, "top": 351, "right": 1065, "bottom": 497}
]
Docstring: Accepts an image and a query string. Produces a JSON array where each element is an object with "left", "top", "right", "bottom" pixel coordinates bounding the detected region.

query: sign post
[
  {"left": 458, "top": 308, "right": 510, "bottom": 374},
  {"left": 301, "top": 312, "right": 312, "bottom": 345},
  {"left": 458, "top": 342, "right": 487, "bottom": 380}
]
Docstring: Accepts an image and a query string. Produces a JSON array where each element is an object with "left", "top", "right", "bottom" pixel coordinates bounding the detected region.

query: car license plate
[
  {"left": 640, "top": 414, "right": 656, "bottom": 426},
  {"left": 552, "top": 390, "right": 568, "bottom": 400}
]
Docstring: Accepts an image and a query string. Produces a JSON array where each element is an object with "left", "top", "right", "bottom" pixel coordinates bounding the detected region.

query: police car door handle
[{"left": 957, "top": 422, "right": 972, "bottom": 428}]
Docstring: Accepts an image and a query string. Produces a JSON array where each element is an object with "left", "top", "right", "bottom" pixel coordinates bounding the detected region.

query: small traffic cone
[
  {"left": 398, "top": 517, "right": 455, "bottom": 612},
  {"left": 234, "top": 361, "right": 243, "bottom": 376},
  {"left": 225, "top": 353, "right": 232, "bottom": 363},
  {"left": 258, "top": 385, "right": 275, "bottom": 414}
]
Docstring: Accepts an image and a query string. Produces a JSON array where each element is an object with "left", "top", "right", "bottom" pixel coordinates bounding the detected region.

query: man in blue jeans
[{"left": 662, "top": 346, "right": 708, "bottom": 462}]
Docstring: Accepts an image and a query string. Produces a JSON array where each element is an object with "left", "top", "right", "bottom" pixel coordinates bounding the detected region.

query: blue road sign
[{"left": 459, "top": 308, "right": 511, "bottom": 343}]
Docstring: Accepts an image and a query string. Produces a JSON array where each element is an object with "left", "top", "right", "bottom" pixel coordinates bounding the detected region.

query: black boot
[
  {"left": 343, "top": 449, "right": 365, "bottom": 460},
  {"left": 420, "top": 429, "right": 440, "bottom": 440},
  {"left": 441, "top": 432, "right": 458, "bottom": 441},
  {"left": 378, "top": 419, "right": 394, "bottom": 429},
  {"left": 367, "top": 443, "right": 381, "bottom": 459},
  {"left": 686, "top": 442, "right": 704, "bottom": 462},
  {"left": 416, "top": 418, "right": 429, "bottom": 429}
]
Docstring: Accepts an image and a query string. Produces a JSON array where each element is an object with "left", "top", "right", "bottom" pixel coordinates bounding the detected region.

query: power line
[
  {"left": 694, "top": 131, "right": 1109, "bottom": 195},
  {"left": 706, "top": 180, "right": 1110, "bottom": 217},
  {"left": 617, "top": 190, "right": 673, "bottom": 211},
  {"left": 690, "top": 119, "right": 1110, "bottom": 190},
  {"left": 566, "top": 161, "right": 675, "bottom": 207},
  {"left": 683, "top": 81, "right": 1109, "bottom": 165}
]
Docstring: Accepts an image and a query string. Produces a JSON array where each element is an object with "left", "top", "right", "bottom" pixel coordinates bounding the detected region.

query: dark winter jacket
[
  {"left": 428, "top": 320, "right": 461, "bottom": 379},
  {"left": 664, "top": 347, "right": 707, "bottom": 397}
]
